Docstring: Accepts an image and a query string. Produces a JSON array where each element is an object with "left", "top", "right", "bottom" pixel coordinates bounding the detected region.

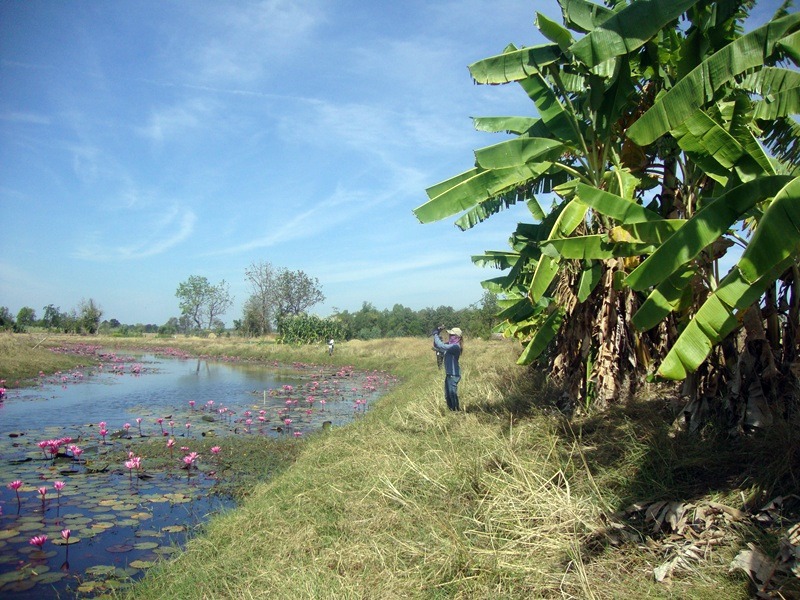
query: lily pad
[
  {"left": 129, "top": 559, "right": 155, "bottom": 569},
  {"left": 0, "top": 530, "right": 20, "bottom": 540},
  {"left": 134, "top": 530, "right": 162, "bottom": 538},
  {"left": 133, "top": 541, "right": 159, "bottom": 550},
  {"left": 85, "top": 564, "right": 117, "bottom": 576},
  {"left": 161, "top": 525, "right": 186, "bottom": 533},
  {"left": 106, "top": 544, "right": 134, "bottom": 553},
  {"left": 51, "top": 536, "right": 81, "bottom": 546},
  {"left": 35, "top": 571, "right": 67, "bottom": 584}
]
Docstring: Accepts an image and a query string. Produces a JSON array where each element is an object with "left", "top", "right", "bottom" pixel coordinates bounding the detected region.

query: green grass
[
  {"left": 4, "top": 333, "right": 795, "bottom": 598},
  {"left": 0, "top": 332, "right": 100, "bottom": 384}
]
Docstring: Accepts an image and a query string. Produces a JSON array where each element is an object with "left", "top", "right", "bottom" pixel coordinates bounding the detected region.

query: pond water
[{"left": 0, "top": 349, "right": 396, "bottom": 598}]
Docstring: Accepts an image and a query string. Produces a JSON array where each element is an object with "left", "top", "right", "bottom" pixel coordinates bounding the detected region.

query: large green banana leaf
[
  {"left": 626, "top": 176, "right": 795, "bottom": 291},
  {"left": 472, "top": 116, "right": 545, "bottom": 135},
  {"left": 414, "top": 163, "right": 549, "bottom": 223},
  {"left": 631, "top": 266, "right": 695, "bottom": 332},
  {"left": 575, "top": 183, "right": 662, "bottom": 223},
  {"left": 627, "top": 13, "right": 800, "bottom": 146},
  {"left": 658, "top": 256, "right": 795, "bottom": 379},
  {"left": 474, "top": 138, "right": 565, "bottom": 169},
  {"left": 468, "top": 43, "right": 562, "bottom": 84},
  {"left": 570, "top": 0, "right": 701, "bottom": 67},
  {"left": 529, "top": 198, "right": 588, "bottom": 303},
  {"left": 557, "top": 0, "right": 614, "bottom": 33},
  {"left": 517, "top": 306, "right": 566, "bottom": 365},
  {"left": 656, "top": 176, "right": 800, "bottom": 378},
  {"left": 536, "top": 11, "right": 574, "bottom": 52},
  {"left": 517, "top": 72, "right": 581, "bottom": 143},
  {"left": 736, "top": 176, "right": 800, "bottom": 284},
  {"left": 740, "top": 67, "right": 800, "bottom": 120}
]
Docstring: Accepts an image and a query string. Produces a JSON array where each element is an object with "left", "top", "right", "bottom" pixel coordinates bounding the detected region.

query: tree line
[{"left": 1, "top": 258, "right": 500, "bottom": 341}]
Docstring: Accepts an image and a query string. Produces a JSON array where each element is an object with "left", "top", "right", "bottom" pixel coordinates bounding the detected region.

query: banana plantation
[{"left": 414, "top": 0, "right": 800, "bottom": 432}]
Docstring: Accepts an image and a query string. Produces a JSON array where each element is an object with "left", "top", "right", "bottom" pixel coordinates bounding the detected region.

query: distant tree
[
  {"left": 159, "top": 317, "right": 179, "bottom": 336},
  {"left": 0, "top": 306, "right": 15, "bottom": 331},
  {"left": 240, "top": 297, "right": 266, "bottom": 337},
  {"left": 78, "top": 298, "right": 103, "bottom": 334},
  {"left": 175, "top": 275, "right": 233, "bottom": 330},
  {"left": 272, "top": 268, "right": 325, "bottom": 318},
  {"left": 16, "top": 307, "right": 36, "bottom": 329},
  {"left": 41, "top": 304, "right": 62, "bottom": 330},
  {"left": 243, "top": 261, "right": 276, "bottom": 336}
]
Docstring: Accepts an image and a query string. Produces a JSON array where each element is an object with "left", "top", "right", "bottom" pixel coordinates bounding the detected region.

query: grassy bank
[
  {"left": 0, "top": 333, "right": 101, "bottom": 384},
  {"left": 3, "top": 334, "right": 795, "bottom": 598},
  {"left": 96, "top": 335, "right": 795, "bottom": 600}
]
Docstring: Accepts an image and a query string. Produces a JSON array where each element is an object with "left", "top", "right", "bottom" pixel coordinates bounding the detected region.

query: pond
[{"left": 0, "top": 347, "right": 396, "bottom": 597}]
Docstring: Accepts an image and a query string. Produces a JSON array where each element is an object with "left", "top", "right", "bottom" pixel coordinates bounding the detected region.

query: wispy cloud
[
  {"left": 0, "top": 111, "right": 51, "bottom": 125},
  {"left": 187, "top": 0, "right": 326, "bottom": 84},
  {"left": 137, "top": 98, "right": 215, "bottom": 142},
  {"left": 73, "top": 205, "right": 196, "bottom": 261}
]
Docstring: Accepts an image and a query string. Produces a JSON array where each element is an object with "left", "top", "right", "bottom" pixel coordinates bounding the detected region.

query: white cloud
[
  {"left": 137, "top": 98, "right": 214, "bottom": 142},
  {"left": 73, "top": 205, "right": 196, "bottom": 261},
  {"left": 188, "top": 0, "right": 326, "bottom": 84},
  {"left": 0, "top": 111, "right": 51, "bottom": 125}
]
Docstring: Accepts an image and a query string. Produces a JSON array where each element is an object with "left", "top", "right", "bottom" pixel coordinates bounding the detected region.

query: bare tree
[{"left": 244, "top": 261, "right": 275, "bottom": 336}]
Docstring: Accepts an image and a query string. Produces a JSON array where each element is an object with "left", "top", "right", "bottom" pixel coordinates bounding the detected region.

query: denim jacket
[{"left": 433, "top": 333, "right": 461, "bottom": 377}]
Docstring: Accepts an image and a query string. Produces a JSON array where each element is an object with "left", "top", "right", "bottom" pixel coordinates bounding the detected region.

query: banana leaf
[
  {"left": 625, "top": 175, "right": 794, "bottom": 291},
  {"left": 472, "top": 116, "right": 545, "bottom": 135},
  {"left": 529, "top": 199, "right": 588, "bottom": 303},
  {"left": 536, "top": 11, "right": 573, "bottom": 52},
  {"left": 658, "top": 256, "right": 795, "bottom": 379},
  {"left": 517, "top": 72, "right": 581, "bottom": 144},
  {"left": 517, "top": 306, "right": 566, "bottom": 365},
  {"left": 474, "top": 137, "right": 565, "bottom": 169},
  {"left": 414, "top": 163, "right": 549, "bottom": 223},
  {"left": 736, "top": 176, "right": 800, "bottom": 284},
  {"left": 468, "top": 43, "right": 562, "bottom": 84},
  {"left": 627, "top": 13, "right": 800, "bottom": 146},
  {"left": 557, "top": 0, "right": 614, "bottom": 33},
  {"left": 577, "top": 261, "right": 603, "bottom": 302},
  {"left": 631, "top": 266, "right": 696, "bottom": 332},
  {"left": 541, "top": 235, "right": 658, "bottom": 259},
  {"left": 575, "top": 183, "right": 662, "bottom": 223},
  {"left": 570, "top": 0, "right": 701, "bottom": 67}
]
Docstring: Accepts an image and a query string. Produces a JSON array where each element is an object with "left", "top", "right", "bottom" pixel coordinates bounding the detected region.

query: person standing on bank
[{"left": 432, "top": 326, "right": 463, "bottom": 411}]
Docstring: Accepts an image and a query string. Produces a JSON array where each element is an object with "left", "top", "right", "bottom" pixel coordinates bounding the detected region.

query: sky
[{"left": 0, "top": 0, "right": 786, "bottom": 326}]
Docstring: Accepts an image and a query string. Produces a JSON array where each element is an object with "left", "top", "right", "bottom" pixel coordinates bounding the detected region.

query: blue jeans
[{"left": 444, "top": 375, "right": 460, "bottom": 411}]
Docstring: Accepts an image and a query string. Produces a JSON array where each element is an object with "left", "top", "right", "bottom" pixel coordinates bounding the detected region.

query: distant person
[
  {"left": 432, "top": 326, "right": 463, "bottom": 411},
  {"left": 328, "top": 338, "right": 335, "bottom": 356}
]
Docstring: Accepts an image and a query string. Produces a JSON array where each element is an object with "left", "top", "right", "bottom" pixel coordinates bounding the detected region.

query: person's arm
[{"left": 432, "top": 332, "right": 457, "bottom": 352}]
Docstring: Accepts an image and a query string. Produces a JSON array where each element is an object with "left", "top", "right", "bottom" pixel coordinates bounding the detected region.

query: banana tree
[{"left": 413, "top": 0, "right": 800, "bottom": 427}]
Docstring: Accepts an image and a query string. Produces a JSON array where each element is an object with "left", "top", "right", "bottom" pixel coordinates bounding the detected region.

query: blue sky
[{"left": 0, "top": 1, "right": 785, "bottom": 326}]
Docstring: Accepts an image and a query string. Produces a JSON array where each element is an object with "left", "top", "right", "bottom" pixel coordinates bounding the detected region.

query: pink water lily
[
  {"left": 29, "top": 535, "right": 47, "bottom": 549},
  {"left": 7, "top": 480, "right": 22, "bottom": 506}
]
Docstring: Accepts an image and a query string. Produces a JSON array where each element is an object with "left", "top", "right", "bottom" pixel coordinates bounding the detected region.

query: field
[{"left": 1, "top": 333, "right": 797, "bottom": 599}]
